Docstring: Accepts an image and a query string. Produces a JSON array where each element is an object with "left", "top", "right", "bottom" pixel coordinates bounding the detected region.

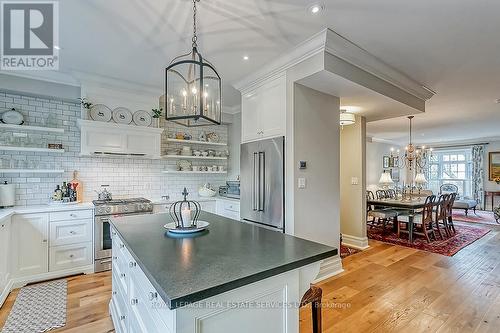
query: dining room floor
[{"left": 1, "top": 223, "right": 499, "bottom": 333}]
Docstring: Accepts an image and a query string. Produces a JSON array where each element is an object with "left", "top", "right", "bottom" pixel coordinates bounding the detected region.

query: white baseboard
[
  {"left": 0, "top": 278, "right": 13, "bottom": 308},
  {"left": 0, "top": 265, "right": 94, "bottom": 308},
  {"left": 342, "top": 234, "right": 369, "bottom": 250},
  {"left": 313, "top": 256, "right": 343, "bottom": 283}
]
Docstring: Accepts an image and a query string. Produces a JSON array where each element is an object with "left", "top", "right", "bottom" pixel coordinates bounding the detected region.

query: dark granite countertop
[{"left": 110, "top": 212, "right": 337, "bottom": 309}]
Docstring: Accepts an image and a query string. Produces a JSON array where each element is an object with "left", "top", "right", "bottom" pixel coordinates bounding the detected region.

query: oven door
[{"left": 95, "top": 215, "right": 112, "bottom": 261}]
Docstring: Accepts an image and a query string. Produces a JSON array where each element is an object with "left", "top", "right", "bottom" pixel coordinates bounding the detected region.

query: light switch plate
[
  {"left": 351, "top": 177, "right": 359, "bottom": 185},
  {"left": 298, "top": 177, "right": 306, "bottom": 189}
]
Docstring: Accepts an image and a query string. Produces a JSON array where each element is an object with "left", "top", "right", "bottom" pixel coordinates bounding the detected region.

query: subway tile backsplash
[{"left": 0, "top": 91, "right": 228, "bottom": 206}]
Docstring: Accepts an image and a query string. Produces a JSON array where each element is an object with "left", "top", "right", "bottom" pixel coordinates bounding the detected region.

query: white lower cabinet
[
  {"left": 11, "top": 213, "right": 49, "bottom": 278},
  {"left": 49, "top": 242, "right": 93, "bottom": 272},
  {"left": 0, "top": 216, "right": 11, "bottom": 291},
  {"left": 215, "top": 199, "right": 241, "bottom": 220}
]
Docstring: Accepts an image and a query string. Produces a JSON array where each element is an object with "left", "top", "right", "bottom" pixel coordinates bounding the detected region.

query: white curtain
[{"left": 471, "top": 145, "right": 484, "bottom": 209}]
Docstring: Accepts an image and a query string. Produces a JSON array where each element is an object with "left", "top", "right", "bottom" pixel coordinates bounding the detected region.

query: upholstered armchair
[
  {"left": 494, "top": 205, "right": 500, "bottom": 223},
  {"left": 439, "top": 183, "right": 478, "bottom": 216}
]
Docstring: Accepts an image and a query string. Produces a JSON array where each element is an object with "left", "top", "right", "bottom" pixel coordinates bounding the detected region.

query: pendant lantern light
[{"left": 164, "top": 0, "right": 222, "bottom": 127}]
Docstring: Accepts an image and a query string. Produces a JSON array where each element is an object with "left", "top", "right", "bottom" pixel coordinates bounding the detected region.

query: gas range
[{"left": 93, "top": 197, "right": 153, "bottom": 216}]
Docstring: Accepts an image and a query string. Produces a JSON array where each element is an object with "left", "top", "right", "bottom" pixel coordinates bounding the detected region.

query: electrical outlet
[{"left": 298, "top": 177, "right": 306, "bottom": 189}]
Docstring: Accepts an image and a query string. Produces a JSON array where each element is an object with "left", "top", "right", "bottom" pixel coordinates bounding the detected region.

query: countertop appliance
[
  {"left": 240, "top": 136, "right": 284, "bottom": 231},
  {"left": 0, "top": 181, "right": 15, "bottom": 208},
  {"left": 93, "top": 197, "right": 153, "bottom": 272},
  {"left": 219, "top": 181, "right": 240, "bottom": 199}
]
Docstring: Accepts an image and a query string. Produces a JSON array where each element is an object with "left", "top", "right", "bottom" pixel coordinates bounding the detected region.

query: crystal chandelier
[
  {"left": 163, "top": 0, "right": 222, "bottom": 127},
  {"left": 390, "top": 116, "right": 433, "bottom": 173}
]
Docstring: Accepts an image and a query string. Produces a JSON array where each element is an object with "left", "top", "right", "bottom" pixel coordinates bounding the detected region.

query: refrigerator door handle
[
  {"left": 252, "top": 152, "right": 258, "bottom": 211},
  {"left": 258, "top": 151, "right": 265, "bottom": 211}
]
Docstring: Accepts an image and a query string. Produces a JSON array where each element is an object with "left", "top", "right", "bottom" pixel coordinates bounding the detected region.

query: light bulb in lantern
[{"left": 191, "top": 87, "right": 197, "bottom": 94}]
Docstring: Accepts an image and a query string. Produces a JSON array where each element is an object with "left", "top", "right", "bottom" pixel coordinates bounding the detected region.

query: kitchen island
[{"left": 109, "top": 212, "right": 337, "bottom": 333}]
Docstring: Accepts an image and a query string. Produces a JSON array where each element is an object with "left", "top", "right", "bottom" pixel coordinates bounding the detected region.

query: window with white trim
[{"left": 426, "top": 148, "right": 472, "bottom": 197}]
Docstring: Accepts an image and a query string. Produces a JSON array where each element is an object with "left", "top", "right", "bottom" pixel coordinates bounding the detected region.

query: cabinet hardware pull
[
  {"left": 130, "top": 298, "right": 138, "bottom": 305},
  {"left": 42, "top": 239, "right": 47, "bottom": 243},
  {"left": 69, "top": 254, "right": 74, "bottom": 258},
  {"left": 120, "top": 273, "right": 126, "bottom": 278},
  {"left": 120, "top": 315, "right": 126, "bottom": 320},
  {"left": 119, "top": 243, "right": 124, "bottom": 248},
  {"left": 148, "top": 292, "right": 158, "bottom": 301},
  {"left": 70, "top": 213, "right": 77, "bottom": 218},
  {"left": 112, "top": 291, "right": 117, "bottom": 295},
  {"left": 69, "top": 230, "right": 76, "bottom": 235},
  {"left": 129, "top": 262, "right": 136, "bottom": 268},
  {"left": 113, "top": 256, "right": 117, "bottom": 260}
]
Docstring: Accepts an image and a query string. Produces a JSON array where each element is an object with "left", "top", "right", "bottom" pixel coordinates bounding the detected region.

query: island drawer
[
  {"left": 112, "top": 254, "right": 128, "bottom": 296},
  {"left": 49, "top": 209, "right": 93, "bottom": 222},
  {"left": 128, "top": 258, "right": 174, "bottom": 331},
  {"left": 129, "top": 273, "right": 173, "bottom": 333},
  {"left": 112, "top": 274, "right": 128, "bottom": 333}
]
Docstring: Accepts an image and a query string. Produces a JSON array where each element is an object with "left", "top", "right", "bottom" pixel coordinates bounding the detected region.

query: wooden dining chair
[
  {"left": 386, "top": 189, "right": 397, "bottom": 199},
  {"left": 300, "top": 285, "right": 322, "bottom": 333},
  {"left": 446, "top": 192, "right": 457, "bottom": 234},
  {"left": 366, "top": 190, "right": 398, "bottom": 231},
  {"left": 434, "top": 194, "right": 450, "bottom": 239},
  {"left": 398, "top": 195, "right": 437, "bottom": 242},
  {"left": 376, "top": 190, "right": 388, "bottom": 199}
]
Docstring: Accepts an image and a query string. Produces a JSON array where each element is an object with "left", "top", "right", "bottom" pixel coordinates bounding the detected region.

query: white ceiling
[{"left": 58, "top": 0, "right": 500, "bottom": 142}]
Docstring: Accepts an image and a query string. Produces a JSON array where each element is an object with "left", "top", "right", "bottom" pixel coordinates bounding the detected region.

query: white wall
[
  {"left": 366, "top": 140, "right": 406, "bottom": 191},
  {"left": 293, "top": 83, "right": 340, "bottom": 249},
  {"left": 227, "top": 112, "right": 241, "bottom": 180},
  {"left": 0, "top": 90, "right": 228, "bottom": 205},
  {"left": 340, "top": 116, "right": 367, "bottom": 248}
]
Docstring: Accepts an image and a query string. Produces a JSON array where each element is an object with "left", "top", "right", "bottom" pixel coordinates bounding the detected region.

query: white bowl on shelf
[{"left": 198, "top": 187, "right": 216, "bottom": 197}]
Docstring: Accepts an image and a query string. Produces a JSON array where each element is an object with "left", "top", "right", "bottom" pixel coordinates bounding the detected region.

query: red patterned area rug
[
  {"left": 340, "top": 245, "right": 360, "bottom": 259},
  {"left": 452, "top": 209, "right": 499, "bottom": 226},
  {"left": 367, "top": 224, "right": 490, "bottom": 256}
]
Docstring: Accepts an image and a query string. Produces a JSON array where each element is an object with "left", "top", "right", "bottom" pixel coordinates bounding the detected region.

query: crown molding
[
  {"left": 323, "top": 29, "right": 434, "bottom": 101},
  {"left": 368, "top": 136, "right": 405, "bottom": 147},
  {"left": 233, "top": 28, "right": 328, "bottom": 93},
  {"left": 234, "top": 28, "right": 435, "bottom": 102},
  {"left": 0, "top": 71, "right": 81, "bottom": 87}
]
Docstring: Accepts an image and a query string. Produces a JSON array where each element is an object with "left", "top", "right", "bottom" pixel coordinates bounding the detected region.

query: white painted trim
[
  {"left": 234, "top": 28, "right": 434, "bottom": 102},
  {"left": 0, "top": 279, "right": 13, "bottom": 308},
  {"left": 323, "top": 29, "right": 434, "bottom": 100},
  {"left": 234, "top": 30, "right": 327, "bottom": 93},
  {"left": 0, "top": 264, "right": 94, "bottom": 308},
  {"left": 369, "top": 136, "right": 404, "bottom": 147},
  {"left": 341, "top": 234, "right": 370, "bottom": 250},
  {"left": 313, "top": 256, "right": 343, "bottom": 283}
]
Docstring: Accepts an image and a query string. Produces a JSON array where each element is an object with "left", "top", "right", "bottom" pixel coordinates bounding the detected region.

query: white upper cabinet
[
  {"left": 11, "top": 213, "right": 49, "bottom": 278},
  {"left": 241, "top": 75, "right": 286, "bottom": 143},
  {"left": 77, "top": 119, "right": 164, "bottom": 159}
]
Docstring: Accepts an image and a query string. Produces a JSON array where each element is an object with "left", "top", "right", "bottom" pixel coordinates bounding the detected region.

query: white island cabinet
[
  {"left": 109, "top": 213, "right": 336, "bottom": 333},
  {"left": 0, "top": 215, "right": 11, "bottom": 301}
]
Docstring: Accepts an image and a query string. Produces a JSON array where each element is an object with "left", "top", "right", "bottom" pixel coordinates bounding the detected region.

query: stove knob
[
  {"left": 106, "top": 207, "right": 111, "bottom": 213},
  {"left": 124, "top": 207, "right": 129, "bottom": 211}
]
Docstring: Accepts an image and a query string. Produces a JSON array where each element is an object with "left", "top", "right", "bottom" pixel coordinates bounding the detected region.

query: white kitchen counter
[
  {"left": 150, "top": 196, "right": 239, "bottom": 205},
  {"left": 0, "top": 202, "right": 94, "bottom": 220}
]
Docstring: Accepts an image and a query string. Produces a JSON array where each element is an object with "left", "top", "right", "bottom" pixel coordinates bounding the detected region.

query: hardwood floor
[{"left": 1, "top": 223, "right": 498, "bottom": 333}]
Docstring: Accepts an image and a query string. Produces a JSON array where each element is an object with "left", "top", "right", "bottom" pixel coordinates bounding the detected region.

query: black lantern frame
[{"left": 165, "top": 46, "right": 222, "bottom": 127}]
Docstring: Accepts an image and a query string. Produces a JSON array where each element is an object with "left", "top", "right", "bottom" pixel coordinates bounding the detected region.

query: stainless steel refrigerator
[{"left": 240, "top": 136, "right": 284, "bottom": 231}]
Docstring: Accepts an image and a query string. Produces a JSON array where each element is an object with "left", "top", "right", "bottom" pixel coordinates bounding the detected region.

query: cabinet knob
[
  {"left": 119, "top": 243, "right": 124, "bottom": 248},
  {"left": 69, "top": 254, "right": 74, "bottom": 258},
  {"left": 113, "top": 256, "right": 117, "bottom": 260},
  {"left": 112, "top": 231, "right": 117, "bottom": 236},
  {"left": 148, "top": 292, "right": 158, "bottom": 301},
  {"left": 130, "top": 298, "right": 138, "bottom": 305},
  {"left": 120, "top": 273, "right": 126, "bottom": 278},
  {"left": 129, "top": 262, "right": 136, "bottom": 268},
  {"left": 70, "top": 213, "right": 77, "bottom": 218},
  {"left": 42, "top": 239, "right": 47, "bottom": 243},
  {"left": 120, "top": 315, "right": 126, "bottom": 321},
  {"left": 69, "top": 230, "right": 76, "bottom": 235},
  {"left": 112, "top": 291, "right": 117, "bottom": 295}
]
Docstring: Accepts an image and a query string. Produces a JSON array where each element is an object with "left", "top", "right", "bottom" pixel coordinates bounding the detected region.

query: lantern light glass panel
[{"left": 165, "top": 51, "right": 222, "bottom": 127}]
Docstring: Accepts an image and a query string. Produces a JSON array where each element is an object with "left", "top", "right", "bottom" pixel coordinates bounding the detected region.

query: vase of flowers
[{"left": 151, "top": 107, "right": 162, "bottom": 128}]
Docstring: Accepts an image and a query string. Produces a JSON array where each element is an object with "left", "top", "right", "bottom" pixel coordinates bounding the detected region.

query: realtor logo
[{"left": 1, "top": 1, "right": 59, "bottom": 70}]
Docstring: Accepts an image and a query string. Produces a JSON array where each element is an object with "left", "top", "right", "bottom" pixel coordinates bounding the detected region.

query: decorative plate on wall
[
  {"left": 133, "top": 110, "right": 152, "bottom": 127},
  {"left": 1, "top": 108, "right": 24, "bottom": 125},
  {"left": 89, "top": 104, "right": 112, "bottom": 122},
  {"left": 112, "top": 107, "right": 133, "bottom": 124}
]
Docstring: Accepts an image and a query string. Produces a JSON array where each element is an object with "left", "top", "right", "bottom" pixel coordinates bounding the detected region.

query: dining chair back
[
  {"left": 376, "top": 190, "right": 387, "bottom": 199},
  {"left": 386, "top": 189, "right": 397, "bottom": 199},
  {"left": 434, "top": 194, "right": 450, "bottom": 239},
  {"left": 446, "top": 192, "right": 457, "bottom": 233}
]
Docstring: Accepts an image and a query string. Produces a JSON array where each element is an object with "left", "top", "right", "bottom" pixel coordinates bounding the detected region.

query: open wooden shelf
[
  {"left": 0, "top": 146, "right": 65, "bottom": 153},
  {"left": 0, "top": 123, "right": 64, "bottom": 133},
  {"left": 166, "top": 138, "right": 227, "bottom": 146},
  {"left": 0, "top": 169, "right": 65, "bottom": 174},
  {"left": 162, "top": 170, "right": 227, "bottom": 174},
  {"left": 161, "top": 155, "right": 227, "bottom": 160}
]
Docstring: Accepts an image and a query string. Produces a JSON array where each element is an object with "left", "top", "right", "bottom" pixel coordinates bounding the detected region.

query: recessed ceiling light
[
  {"left": 243, "top": 55, "right": 249, "bottom": 61},
  {"left": 308, "top": 3, "right": 324, "bottom": 15}
]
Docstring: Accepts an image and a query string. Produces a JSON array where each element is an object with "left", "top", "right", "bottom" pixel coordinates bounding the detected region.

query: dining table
[{"left": 367, "top": 197, "right": 430, "bottom": 243}]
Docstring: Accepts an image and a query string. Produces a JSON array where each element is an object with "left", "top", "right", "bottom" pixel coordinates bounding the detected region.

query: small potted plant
[
  {"left": 78, "top": 97, "right": 93, "bottom": 119},
  {"left": 151, "top": 107, "right": 162, "bottom": 127}
]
